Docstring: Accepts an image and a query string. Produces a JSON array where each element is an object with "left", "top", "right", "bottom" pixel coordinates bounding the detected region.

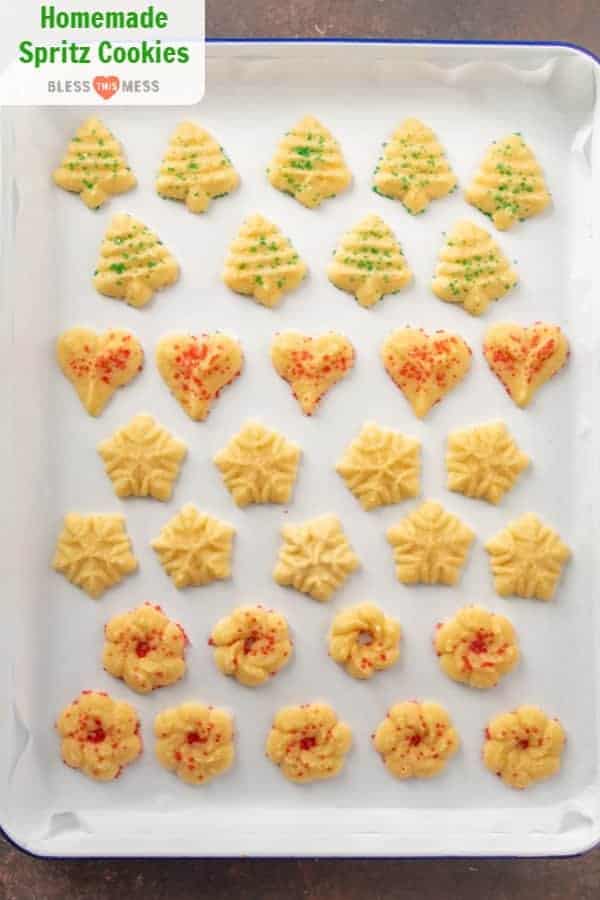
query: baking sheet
[{"left": 1, "top": 40, "right": 600, "bottom": 857}]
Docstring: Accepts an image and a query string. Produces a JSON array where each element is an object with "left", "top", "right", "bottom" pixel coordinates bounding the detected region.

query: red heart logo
[{"left": 93, "top": 76, "right": 120, "bottom": 100}]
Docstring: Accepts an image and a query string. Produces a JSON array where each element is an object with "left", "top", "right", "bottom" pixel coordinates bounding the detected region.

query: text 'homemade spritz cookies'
[
  {"left": 53, "top": 117, "right": 136, "bottom": 209},
  {"left": 485, "top": 513, "right": 570, "bottom": 601},
  {"left": 56, "top": 690, "right": 141, "bottom": 781},
  {"left": 155, "top": 702, "right": 235, "bottom": 785},
  {"left": 266, "top": 703, "right": 352, "bottom": 783},
  {"left": 446, "top": 421, "right": 529, "bottom": 505},
  {"left": 373, "top": 701, "right": 459, "bottom": 779},
  {"left": 156, "top": 332, "right": 243, "bottom": 421},
  {"left": 373, "top": 118, "right": 457, "bottom": 214},
  {"left": 268, "top": 115, "right": 352, "bottom": 209},
  {"left": 271, "top": 331, "right": 355, "bottom": 415},
  {"left": 93, "top": 213, "right": 179, "bottom": 309},
  {"left": 223, "top": 213, "right": 307, "bottom": 308},
  {"left": 328, "top": 603, "right": 401, "bottom": 680},
  {"left": 209, "top": 605, "right": 293, "bottom": 687},
  {"left": 53, "top": 513, "right": 137, "bottom": 599},
  {"left": 214, "top": 421, "right": 301, "bottom": 508},
  {"left": 103, "top": 603, "right": 188, "bottom": 694},
  {"left": 435, "top": 605, "right": 519, "bottom": 689},
  {"left": 327, "top": 213, "right": 412, "bottom": 308},
  {"left": 483, "top": 322, "right": 569, "bottom": 408},
  {"left": 483, "top": 706, "right": 566, "bottom": 789},
  {"left": 387, "top": 500, "right": 474, "bottom": 586},
  {"left": 56, "top": 327, "right": 143, "bottom": 417},
  {"left": 466, "top": 133, "right": 551, "bottom": 230},
  {"left": 381, "top": 328, "right": 472, "bottom": 419},
  {"left": 274, "top": 514, "right": 360, "bottom": 602},
  {"left": 152, "top": 504, "right": 235, "bottom": 589},
  {"left": 156, "top": 121, "right": 239, "bottom": 213},
  {"left": 336, "top": 421, "right": 420, "bottom": 511}
]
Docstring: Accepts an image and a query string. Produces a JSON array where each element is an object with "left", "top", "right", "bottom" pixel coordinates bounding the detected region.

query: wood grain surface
[{"left": 2, "top": 2, "right": 599, "bottom": 897}]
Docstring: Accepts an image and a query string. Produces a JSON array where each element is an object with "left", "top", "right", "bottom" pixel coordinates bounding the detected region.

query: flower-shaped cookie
[
  {"left": 152, "top": 505, "right": 235, "bottom": 589},
  {"left": 103, "top": 603, "right": 188, "bottom": 694},
  {"left": 483, "top": 322, "right": 569, "bottom": 408},
  {"left": 336, "top": 421, "right": 420, "bottom": 510},
  {"left": 446, "top": 421, "right": 529, "bottom": 504},
  {"left": 484, "top": 706, "right": 565, "bottom": 789},
  {"left": 209, "top": 605, "right": 293, "bottom": 687},
  {"left": 56, "top": 690, "right": 141, "bottom": 781},
  {"left": 273, "top": 514, "right": 360, "bottom": 601},
  {"left": 98, "top": 414, "right": 187, "bottom": 501},
  {"left": 435, "top": 606, "right": 519, "bottom": 689},
  {"left": 328, "top": 603, "right": 401, "bottom": 680},
  {"left": 485, "top": 513, "right": 570, "bottom": 601},
  {"left": 154, "top": 702, "right": 235, "bottom": 785},
  {"left": 373, "top": 701, "right": 459, "bottom": 779},
  {"left": 266, "top": 703, "right": 352, "bottom": 783},
  {"left": 387, "top": 501, "right": 474, "bottom": 586},
  {"left": 214, "top": 421, "right": 301, "bottom": 508},
  {"left": 52, "top": 513, "right": 138, "bottom": 599},
  {"left": 271, "top": 331, "right": 355, "bottom": 415}
]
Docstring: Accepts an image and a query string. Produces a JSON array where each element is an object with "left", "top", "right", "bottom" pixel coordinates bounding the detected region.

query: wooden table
[{"left": 2, "top": 2, "right": 599, "bottom": 897}]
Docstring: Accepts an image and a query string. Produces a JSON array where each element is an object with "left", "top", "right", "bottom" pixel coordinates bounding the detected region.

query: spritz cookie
[
  {"left": 268, "top": 115, "right": 352, "bottom": 208},
  {"left": 328, "top": 603, "right": 401, "bottom": 680},
  {"left": 446, "top": 421, "right": 529, "bottom": 504},
  {"left": 56, "top": 327, "right": 143, "bottom": 417},
  {"left": 56, "top": 690, "right": 141, "bottom": 781},
  {"left": 154, "top": 702, "right": 235, "bottom": 785},
  {"left": 484, "top": 706, "right": 565, "bottom": 789},
  {"left": 53, "top": 117, "right": 136, "bottom": 209},
  {"left": 271, "top": 331, "right": 355, "bottom": 415},
  {"left": 266, "top": 703, "right": 352, "bottom": 783},
  {"left": 53, "top": 513, "right": 137, "bottom": 599},
  {"left": 103, "top": 603, "right": 188, "bottom": 694},
  {"left": 435, "top": 606, "right": 519, "bottom": 689},
  {"left": 373, "top": 701, "right": 459, "bottom": 779},
  {"left": 483, "top": 322, "right": 569, "bottom": 408},
  {"left": 152, "top": 504, "right": 235, "bottom": 589},
  {"left": 209, "top": 605, "right": 293, "bottom": 687}
]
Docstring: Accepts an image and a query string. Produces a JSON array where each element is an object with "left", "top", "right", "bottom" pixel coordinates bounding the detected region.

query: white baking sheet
[{"left": 1, "top": 40, "right": 600, "bottom": 858}]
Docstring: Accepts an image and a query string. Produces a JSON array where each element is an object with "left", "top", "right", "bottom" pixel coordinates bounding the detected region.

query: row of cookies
[
  {"left": 53, "top": 117, "right": 550, "bottom": 231},
  {"left": 56, "top": 690, "right": 565, "bottom": 790},
  {"left": 52, "top": 504, "right": 570, "bottom": 602},
  {"left": 57, "top": 323, "right": 569, "bottom": 420}
]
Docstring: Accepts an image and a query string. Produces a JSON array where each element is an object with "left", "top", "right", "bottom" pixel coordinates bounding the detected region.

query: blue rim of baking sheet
[{"left": 2, "top": 36, "right": 599, "bottom": 861}]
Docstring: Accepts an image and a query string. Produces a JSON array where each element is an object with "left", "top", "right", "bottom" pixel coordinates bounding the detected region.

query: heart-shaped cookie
[
  {"left": 381, "top": 328, "right": 472, "bottom": 419},
  {"left": 56, "top": 327, "right": 143, "bottom": 417},
  {"left": 271, "top": 331, "right": 355, "bottom": 415},
  {"left": 156, "top": 333, "right": 243, "bottom": 421},
  {"left": 483, "top": 322, "right": 569, "bottom": 408}
]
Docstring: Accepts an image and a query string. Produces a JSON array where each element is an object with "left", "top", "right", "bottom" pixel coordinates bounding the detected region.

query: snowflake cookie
[
  {"left": 214, "top": 421, "right": 301, "bottom": 507},
  {"left": 466, "top": 134, "right": 551, "bottom": 230},
  {"left": 223, "top": 213, "right": 307, "bottom": 308},
  {"left": 56, "top": 328, "right": 143, "bottom": 417},
  {"left": 271, "top": 331, "right": 355, "bottom": 415},
  {"left": 266, "top": 703, "right": 352, "bottom": 783},
  {"left": 268, "top": 115, "right": 352, "bottom": 209},
  {"left": 327, "top": 214, "right": 412, "bottom": 308},
  {"left": 103, "top": 603, "right": 188, "bottom": 694},
  {"left": 273, "top": 514, "right": 360, "bottom": 602},
  {"left": 328, "top": 602, "right": 401, "bottom": 680},
  {"left": 53, "top": 117, "right": 136, "bottom": 209},
  {"left": 209, "top": 605, "right": 293, "bottom": 687},
  {"left": 53, "top": 513, "right": 137, "bottom": 599},
  {"left": 56, "top": 690, "right": 141, "bottom": 781},
  {"left": 154, "top": 702, "right": 235, "bottom": 785},
  {"left": 336, "top": 421, "right": 420, "bottom": 510},
  {"left": 446, "top": 421, "right": 529, "bottom": 504},
  {"left": 485, "top": 513, "right": 570, "bottom": 601},
  {"left": 484, "top": 706, "right": 565, "bottom": 789},
  {"left": 387, "top": 500, "right": 474, "bottom": 586},
  {"left": 483, "top": 322, "right": 569, "bottom": 408},
  {"left": 373, "top": 701, "right": 460, "bottom": 779},
  {"left": 435, "top": 605, "right": 519, "bottom": 689},
  {"left": 372, "top": 118, "right": 457, "bottom": 214},
  {"left": 156, "top": 121, "right": 239, "bottom": 213},
  {"left": 152, "top": 504, "right": 235, "bottom": 589},
  {"left": 98, "top": 414, "right": 187, "bottom": 501}
]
